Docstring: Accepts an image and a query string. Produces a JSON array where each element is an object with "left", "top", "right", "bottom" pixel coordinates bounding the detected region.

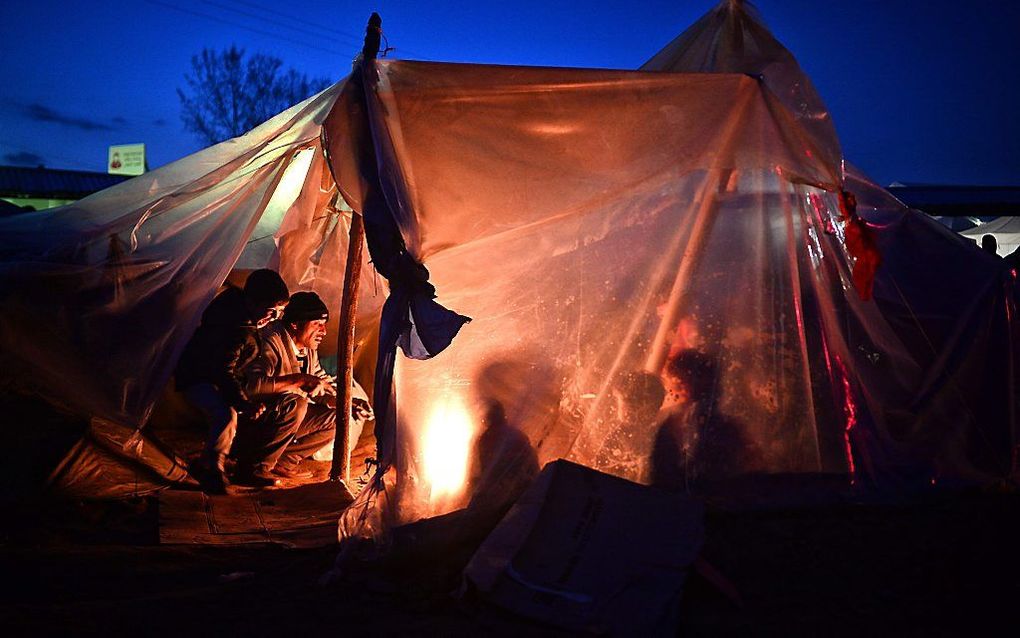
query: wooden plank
[{"left": 159, "top": 482, "right": 355, "bottom": 548}]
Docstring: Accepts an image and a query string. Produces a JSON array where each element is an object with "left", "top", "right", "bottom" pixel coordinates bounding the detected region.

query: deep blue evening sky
[{"left": 1, "top": 0, "right": 1017, "bottom": 186}]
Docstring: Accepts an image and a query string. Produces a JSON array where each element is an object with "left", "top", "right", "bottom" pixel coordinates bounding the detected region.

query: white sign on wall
[{"left": 108, "top": 143, "right": 146, "bottom": 176}]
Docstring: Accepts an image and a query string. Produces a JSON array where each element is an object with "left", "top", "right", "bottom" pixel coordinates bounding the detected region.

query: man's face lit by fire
[{"left": 291, "top": 319, "right": 327, "bottom": 351}]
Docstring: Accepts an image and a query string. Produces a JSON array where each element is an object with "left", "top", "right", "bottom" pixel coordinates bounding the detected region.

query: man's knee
[
  {"left": 304, "top": 402, "right": 337, "bottom": 432},
  {"left": 273, "top": 394, "right": 310, "bottom": 427}
]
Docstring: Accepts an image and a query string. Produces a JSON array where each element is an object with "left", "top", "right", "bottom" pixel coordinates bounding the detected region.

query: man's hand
[
  {"left": 309, "top": 377, "right": 336, "bottom": 398},
  {"left": 352, "top": 397, "right": 374, "bottom": 421},
  {"left": 316, "top": 395, "right": 371, "bottom": 415},
  {"left": 277, "top": 373, "right": 328, "bottom": 396}
]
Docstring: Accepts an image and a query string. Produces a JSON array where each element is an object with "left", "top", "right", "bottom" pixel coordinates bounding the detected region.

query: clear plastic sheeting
[
  {"left": 0, "top": 78, "right": 383, "bottom": 492},
  {"left": 0, "top": 0, "right": 1013, "bottom": 514},
  {"left": 332, "top": 57, "right": 1013, "bottom": 539},
  {"left": 369, "top": 62, "right": 840, "bottom": 259},
  {"left": 48, "top": 418, "right": 192, "bottom": 499},
  {"left": 0, "top": 82, "right": 344, "bottom": 427},
  {"left": 641, "top": 0, "right": 842, "bottom": 180},
  {"left": 640, "top": 0, "right": 1016, "bottom": 488},
  {"left": 841, "top": 165, "right": 1016, "bottom": 483}
]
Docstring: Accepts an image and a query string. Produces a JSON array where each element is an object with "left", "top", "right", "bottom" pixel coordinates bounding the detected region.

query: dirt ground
[{"left": 2, "top": 486, "right": 1018, "bottom": 637}]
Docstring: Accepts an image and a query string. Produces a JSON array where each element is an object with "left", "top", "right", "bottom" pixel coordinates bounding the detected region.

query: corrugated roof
[{"left": 0, "top": 165, "right": 130, "bottom": 198}]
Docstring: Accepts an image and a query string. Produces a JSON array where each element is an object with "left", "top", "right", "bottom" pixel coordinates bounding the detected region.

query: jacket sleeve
[
  {"left": 244, "top": 338, "right": 284, "bottom": 397},
  {"left": 308, "top": 352, "right": 336, "bottom": 389},
  {"left": 215, "top": 327, "right": 254, "bottom": 411}
]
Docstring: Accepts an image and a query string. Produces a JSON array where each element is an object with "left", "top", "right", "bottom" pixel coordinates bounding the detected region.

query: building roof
[
  {"left": 887, "top": 184, "right": 1020, "bottom": 217},
  {"left": 0, "top": 165, "right": 129, "bottom": 199}
]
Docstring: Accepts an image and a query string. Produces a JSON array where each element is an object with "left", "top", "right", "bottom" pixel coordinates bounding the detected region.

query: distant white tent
[
  {"left": 961, "top": 216, "right": 1020, "bottom": 256},
  {"left": 934, "top": 216, "right": 983, "bottom": 233}
]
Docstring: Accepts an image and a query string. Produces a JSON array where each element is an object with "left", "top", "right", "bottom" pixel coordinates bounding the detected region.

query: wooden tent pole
[
  {"left": 329, "top": 13, "right": 380, "bottom": 484},
  {"left": 643, "top": 82, "right": 759, "bottom": 374},
  {"left": 330, "top": 211, "right": 366, "bottom": 483}
]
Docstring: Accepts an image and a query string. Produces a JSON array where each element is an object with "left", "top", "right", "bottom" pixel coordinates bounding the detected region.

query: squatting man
[
  {"left": 175, "top": 269, "right": 291, "bottom": 493},
  {"left": 232, "top": 291, "right": 373, "bottom": 488}
]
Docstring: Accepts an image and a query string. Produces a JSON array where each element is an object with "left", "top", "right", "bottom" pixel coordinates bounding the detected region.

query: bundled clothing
[
  {"left": 175, "top": 286, "right": 261, "bottom": 412},
  {"left": 245, "top": 321, "right": 332, "bottom": 396},
  {"left": 234, "top": 321, "right": 370, "bottom": 474},
  {"left": 175, "top": 285, "right": 263, "bottom": 472}
]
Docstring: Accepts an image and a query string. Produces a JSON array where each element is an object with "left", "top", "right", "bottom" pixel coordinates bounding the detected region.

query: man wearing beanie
[
  {"left": 175, "top": 268, "right": 290, "bottom": 494},
  {"left": 234, "top": 291, "right": 373, "bottom": 486}
]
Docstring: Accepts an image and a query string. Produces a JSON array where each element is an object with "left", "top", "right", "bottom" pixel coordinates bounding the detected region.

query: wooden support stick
[
  {"left": 643, "top": 82, "right": 759, "bottom": 374},
  {"left": 330, "top": 211, "right": 366, "bottom": 483},
  {"left": 328, "top": 12, "right": 382, "bottom": 484}
]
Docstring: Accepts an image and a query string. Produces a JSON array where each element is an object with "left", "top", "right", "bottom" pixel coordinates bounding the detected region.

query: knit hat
[
  {"left": 284, "top": 291, "right": 329, "bottom": 322},
  {"left": 244, "top": 269, "right": 289, "bottom": 308}
]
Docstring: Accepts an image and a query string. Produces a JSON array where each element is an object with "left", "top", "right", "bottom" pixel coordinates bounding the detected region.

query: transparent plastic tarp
[
  {"left": 0, "top": 78, "right": 383, "bottom": 492},
  {"left": 641, "top": 0, "right": 842, "bottom": 178},
  {"left": 641, "top": 0, "right": 1017, "bottom": 488},
  {"left": 0, "top": 1, "right": 1013, "bottom": 510},
  {"left": 330, "top": 58, "right": 1013, "bottom": 539}
]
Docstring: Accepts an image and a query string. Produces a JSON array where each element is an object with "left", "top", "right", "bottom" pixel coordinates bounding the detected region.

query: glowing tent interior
[{"left": 0, "top": 1, "right": 1014, "bottom": 529}]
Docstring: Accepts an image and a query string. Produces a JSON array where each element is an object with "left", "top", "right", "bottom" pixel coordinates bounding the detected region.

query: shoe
[
  {"left": 232, "top": 468, "right": 281, "bottom": 488},
  {"left": 200, "top": 469, "right": 231, "bottom": 495},
  {"left": 272, "top": 464, "right": 314, "bottom": 480},
  {"left": 191, "top": 459, "right": 231, "bottom": 495}
]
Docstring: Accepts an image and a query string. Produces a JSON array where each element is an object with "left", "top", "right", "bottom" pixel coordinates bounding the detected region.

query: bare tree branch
[{"left": 178, "top": 46, "right": 331, "bottom": 145}]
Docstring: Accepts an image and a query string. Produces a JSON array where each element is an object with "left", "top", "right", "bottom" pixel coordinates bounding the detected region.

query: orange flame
[{"left": 421, "top": 394, "right": 475, "bottom": 510}]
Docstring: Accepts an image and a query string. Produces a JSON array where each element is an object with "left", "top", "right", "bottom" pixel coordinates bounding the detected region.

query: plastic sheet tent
[
  {"left": 336, "top": 0, "right": 1016, "bottom": 534},
  {"left": 637, "top": 0, "right": 1017, "bottom": 489},
  {"left": 0, "top": 0, "right": 1015, "bottom": 512},
  {"left": 0, "top": 80, "right": 385, "bottom": 497},
  {"left": 335, "top": 60, "right": 846, "bottom": 532},
  {"left": 333, "top": 61, "right": 1016, "bottom": 537}
]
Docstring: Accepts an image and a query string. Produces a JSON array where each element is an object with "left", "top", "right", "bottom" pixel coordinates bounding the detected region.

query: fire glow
[{"left": 421, "top": 394, "right": 475, "bottom": 507}]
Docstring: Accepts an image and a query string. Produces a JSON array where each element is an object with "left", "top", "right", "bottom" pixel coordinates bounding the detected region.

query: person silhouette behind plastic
[
  {"left": 981, "top": 234, "right": 999, "bottom": 256},
  {"left": 467, "top": 359, "right": 543, "bottom": 518},
  {"left": 651, "top": 349, "right": 760, "bottom": 490}
]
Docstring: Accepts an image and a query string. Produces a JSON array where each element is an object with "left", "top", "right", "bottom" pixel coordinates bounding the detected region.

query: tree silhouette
[{"left": 177, "top": 46, "right": 331, "bottom": 145}]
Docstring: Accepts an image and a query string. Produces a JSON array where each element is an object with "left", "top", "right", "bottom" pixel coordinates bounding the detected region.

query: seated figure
[
  {"left": 175, "top": 269, "right": 290, "bottom": 494},
  {"left": 651, "top": 349, "right": 760, "bottom": 489},
  {"left": 234, "top": 291, "right": 372, "bottom": 487}
]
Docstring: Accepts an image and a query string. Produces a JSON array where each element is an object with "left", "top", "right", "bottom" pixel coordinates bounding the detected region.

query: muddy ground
[{"left": 2, "top": 486, "right": 1018, "bottom": 637}]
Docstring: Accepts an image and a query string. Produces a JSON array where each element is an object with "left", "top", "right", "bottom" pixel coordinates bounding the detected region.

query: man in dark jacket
[{"left": 175, "top": 269, "right": 290, "bottom": 492}]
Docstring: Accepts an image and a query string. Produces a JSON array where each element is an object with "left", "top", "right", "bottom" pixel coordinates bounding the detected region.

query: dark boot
[
  {"left": 232, "top": 466, "right": 281, "bottom": 488},
  {"left": 272, "top": 463, "right": 314, "bottom": 480},
  {"left": 192, "top": 456, "right": 231, "bottom": 495}
]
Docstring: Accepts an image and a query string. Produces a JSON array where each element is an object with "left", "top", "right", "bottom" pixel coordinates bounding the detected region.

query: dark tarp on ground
[{"left": 463, "top": 460, "right": 704, "bottom": 636}]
